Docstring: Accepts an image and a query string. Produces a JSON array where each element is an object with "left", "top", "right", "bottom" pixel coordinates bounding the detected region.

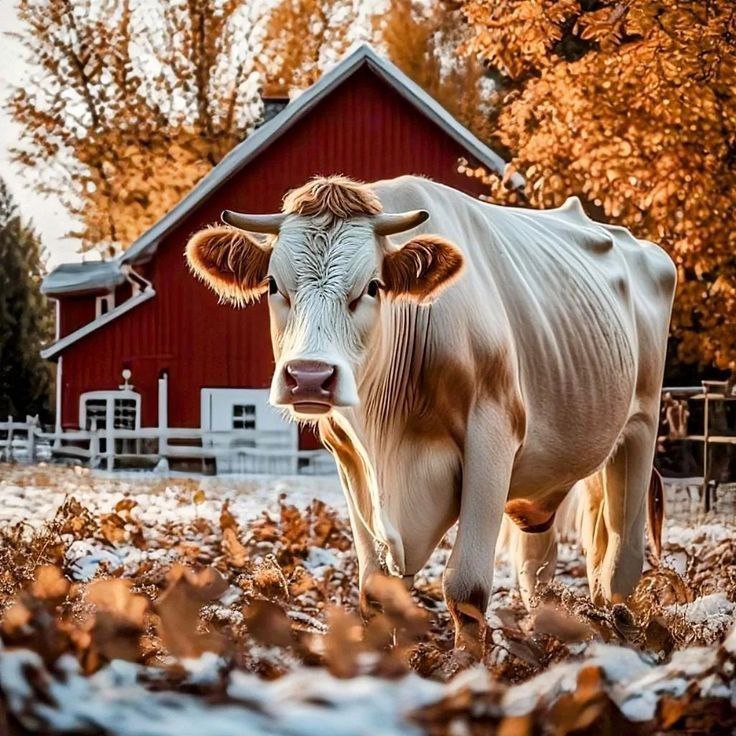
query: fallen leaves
[
  {"left": 0, "top": 471, "right": 735, "bottom": 734},
  {"left": 155, "top": 566, "right": 228, "bottom": 658}
]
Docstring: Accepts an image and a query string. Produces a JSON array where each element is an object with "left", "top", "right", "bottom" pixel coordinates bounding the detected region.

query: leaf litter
[{"left": 0, "top": 464, "right": 734, "bottom": 734}]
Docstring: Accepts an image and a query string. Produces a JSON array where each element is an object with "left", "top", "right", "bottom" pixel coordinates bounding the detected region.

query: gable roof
[{"left": 41, "top": 44, "right": 521, "bottom": 353}]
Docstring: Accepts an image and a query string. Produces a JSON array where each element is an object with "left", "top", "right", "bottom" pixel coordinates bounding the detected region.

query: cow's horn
[
  {"left": 373, "top": 210, "right": 430, "bottom": 236},
  {"left": 221, "top": 211, "right": 286, "bottom": 234}
]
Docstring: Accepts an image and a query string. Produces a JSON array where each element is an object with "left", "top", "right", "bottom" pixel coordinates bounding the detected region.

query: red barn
[{"left": 41, "top": 45, "right": 517, "bottom": 472}]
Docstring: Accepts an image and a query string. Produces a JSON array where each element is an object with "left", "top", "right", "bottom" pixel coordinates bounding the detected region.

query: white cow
[{"left": 186, "top": 175, "right": 675, "bottom": 646}]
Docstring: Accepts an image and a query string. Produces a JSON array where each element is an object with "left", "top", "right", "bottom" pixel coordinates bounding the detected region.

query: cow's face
[{"left": 186, "top": 177, "right": 463, "bottom": 421}]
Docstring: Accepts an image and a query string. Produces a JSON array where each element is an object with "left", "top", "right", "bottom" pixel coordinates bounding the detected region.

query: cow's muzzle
[{"left": 280, "top": 360, "right": 337, "bottom": 415}]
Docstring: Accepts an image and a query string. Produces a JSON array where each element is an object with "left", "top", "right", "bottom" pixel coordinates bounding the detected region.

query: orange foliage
[
  {"left": 11, "top": 0, "right": 265, "bottom": 255},
  {"left": 463, "top": 0, "right": 736, "bottom": 370}
]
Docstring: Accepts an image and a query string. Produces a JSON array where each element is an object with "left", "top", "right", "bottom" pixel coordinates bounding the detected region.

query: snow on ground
[
  {"left": 0, "top": 463, "right": 735, "bottom": 733},
  {"left": 0, "top": 464, "right": 345, "bottom": 582},
  {"left": 0, "top": 464, "right": 345, "bottom": 529}
]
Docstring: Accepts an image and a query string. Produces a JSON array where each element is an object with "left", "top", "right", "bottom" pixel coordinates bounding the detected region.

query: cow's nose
[{"left": 283, "top": 360, "right": 337, "bottom": 411}]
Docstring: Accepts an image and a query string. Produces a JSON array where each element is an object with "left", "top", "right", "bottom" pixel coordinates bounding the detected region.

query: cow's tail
[{"left": 647, "top": 467, "right": 665, "bottom": 564}]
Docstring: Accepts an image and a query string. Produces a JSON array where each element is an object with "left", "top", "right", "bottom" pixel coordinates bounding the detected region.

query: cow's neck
[{"left": 357, "top": 300, "right": 433, "bottom": 437}]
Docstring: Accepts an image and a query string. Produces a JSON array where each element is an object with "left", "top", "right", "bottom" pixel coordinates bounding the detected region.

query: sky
[{"left": 0, "top": 3, "right": 81, "bottom": 269}]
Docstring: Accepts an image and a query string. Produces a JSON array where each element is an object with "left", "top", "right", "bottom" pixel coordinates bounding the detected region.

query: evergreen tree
[{"left": 0, "top": 180, "right": 52, "bottom": 421}]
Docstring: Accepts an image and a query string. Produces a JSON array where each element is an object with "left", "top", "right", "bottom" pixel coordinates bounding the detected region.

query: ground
[{"left": 0, "top": 464, "right": 735, "bottom": 734}]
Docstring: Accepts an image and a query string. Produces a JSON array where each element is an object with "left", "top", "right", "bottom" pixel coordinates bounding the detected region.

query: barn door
[{"left": 80, "top": 390, "right": 141, "bottom": 456}]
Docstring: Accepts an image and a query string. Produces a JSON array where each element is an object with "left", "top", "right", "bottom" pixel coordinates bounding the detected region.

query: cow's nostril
[
  {"left": 284, "top": 365, "right": 298, "bottom": 389},
  {"left": 321, "top": 365, "right": 337, "bottom": 392},
  {"left": 284, "top": 360, "right": 338, "bottom": 401}
]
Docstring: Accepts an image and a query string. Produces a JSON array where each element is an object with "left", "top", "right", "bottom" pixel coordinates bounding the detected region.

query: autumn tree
[
  {"left": 10, "top": 0, "right": 266, "bottom": 255},
  {"left": 0, "top": 180, "right": 52, "bottom": 420},
  {"left": 260, "top": 0, "right": 375, "bottom": 95},
  {"left": 461, "top": 0, "right": 736, "bottom": 371},
  {"left": 377, "top": 0, "right": 494, "bottom": 142}
]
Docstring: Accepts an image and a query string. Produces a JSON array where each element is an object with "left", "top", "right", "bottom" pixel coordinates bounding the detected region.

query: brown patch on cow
[
  {"left": 505, "top": 498, "right": 557, "bottom": 533},
  {"left": 186, "top": 225, "right": 271, "bottom": 306},
  {"left": 507, "top": 394, "right": 526, "bottom": 443},
  {"left": 476, "top": 343, "right": 527, "bottom": 443},
  {"left": 283, "top": 175, "right": 383, "bottom": 220},
  {"left": 383, "top": 235, "right": 464, "bottom": 302}
]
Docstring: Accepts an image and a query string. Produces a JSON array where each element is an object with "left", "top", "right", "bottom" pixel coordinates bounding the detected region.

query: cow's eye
[
  {"left": 268, "top": 277, "right": 290, "bottom": 306},
  {"left": 366, "top": 280, "right": 380, "bottom": 298},
  {"left": 349, "top": 280, "right": 381, "bottom": 312}
]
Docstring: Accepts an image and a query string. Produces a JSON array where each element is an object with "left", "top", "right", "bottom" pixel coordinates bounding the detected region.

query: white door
[{"left": 200, "top": 388, "right": 297, "bottom": 473}]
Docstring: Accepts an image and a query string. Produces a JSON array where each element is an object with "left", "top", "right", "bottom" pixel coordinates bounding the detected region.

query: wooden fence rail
[{"left": 0, "top": 418, "right": 333, "bottom": 475}]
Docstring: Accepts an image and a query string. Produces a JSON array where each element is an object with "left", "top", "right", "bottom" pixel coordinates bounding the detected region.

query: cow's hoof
[
  {"left": 359, "top": 591, "right": 383, "bottom": 622},
  {"left": 449, "top": 603, "right": 487, "bottom": 661},
  {"left": 446, "top": 647, "right": 479, "bottom": 674}
]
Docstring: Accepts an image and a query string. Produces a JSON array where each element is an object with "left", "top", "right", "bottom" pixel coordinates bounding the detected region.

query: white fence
[
  {"left": 0, "top": 416, "right": 50, "bottom": 463},
  {"left": 0, "top": 417, "right": 334, "bottom": 476}
]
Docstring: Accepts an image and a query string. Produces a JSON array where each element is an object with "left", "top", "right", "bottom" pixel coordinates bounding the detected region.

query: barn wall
[
  {"left": 59, "top": 295, "right": 96, "bottom": 338},
  {"left": 57, "top": 66, "right": 490, "bottom": 449}
]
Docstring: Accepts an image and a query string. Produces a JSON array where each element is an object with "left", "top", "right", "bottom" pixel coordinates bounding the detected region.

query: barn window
[
  {"left": 80, "top": 391, "right": 141, "bottom": 431},
  {"left": 113, "top": 399, "right": 138, "bottom": 429},
  {"left": 84, "top": 399, "right": 108, "bottom": 430},
  {"left": 232, "top": 404, "right": 256, "bottom": 430},
  {"left": 95, "top": 292, "right": 115, "bottom": 318}
]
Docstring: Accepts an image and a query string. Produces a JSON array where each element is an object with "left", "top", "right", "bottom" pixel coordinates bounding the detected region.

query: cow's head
[{"left": 186, "top": 176, "right": 463, "bottom": 420}]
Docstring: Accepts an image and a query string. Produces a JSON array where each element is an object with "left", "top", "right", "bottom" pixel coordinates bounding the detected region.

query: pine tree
[{"left": 0, "top": 180, "right": 52, "bottom": 421}]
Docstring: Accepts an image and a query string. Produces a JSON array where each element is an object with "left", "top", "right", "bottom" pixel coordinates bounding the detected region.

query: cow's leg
[
  {"left": 320, "top": 420, "right": 385, "bottom": 619},
  {"left": 335, "top": 465, "right": 383, "bottom": 618},
  {"left": 597, "top": 414, "right": 658, "bottom": 603},
  {"left": 443, "top": 403, "right": 516, "bottom": 651},
  {"left": 579, "top": 472, "right": 607, "bottom": 604},
  {"left": 512, "top": 524, "right": 558, "bottom": 608}
]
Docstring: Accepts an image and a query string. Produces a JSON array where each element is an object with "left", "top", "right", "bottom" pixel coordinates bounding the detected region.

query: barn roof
[
  {"left": 41, "top": 44, "right": 519, "bottom": 356},
  {"left": 118, "top": 44, "right": 521, "bottom": 266},
  {"left": 41, "top": 260, "right": 126, "bottom": 296}
]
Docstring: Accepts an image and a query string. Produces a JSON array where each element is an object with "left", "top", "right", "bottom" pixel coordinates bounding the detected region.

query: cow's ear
[
  {"left": 185, "top": 225, "right": 272, "bottom": 306},
  {"left": 382, "top": 234, "right": 464, "bottom": 302}
]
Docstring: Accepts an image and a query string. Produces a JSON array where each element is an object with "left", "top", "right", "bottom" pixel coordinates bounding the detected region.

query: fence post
[
  {"left": 26, "top": 415, "right": 37, "bottom": 463},
  {"left": 158, "top": 372, "right": 169, "bottom": 459},
  {"left": 106, "top": 423, "right": 114, "bottom": 471},
  {"left": 89, "top": 419, "right": 100, "bottom": 469},
  {"left": 6, "top": 415, "right": 13, "bottom": 462}
]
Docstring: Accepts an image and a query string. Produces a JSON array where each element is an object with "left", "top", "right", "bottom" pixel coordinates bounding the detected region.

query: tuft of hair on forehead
[{"left": 282, "top": 175, "right": 383, "bottom": 220}]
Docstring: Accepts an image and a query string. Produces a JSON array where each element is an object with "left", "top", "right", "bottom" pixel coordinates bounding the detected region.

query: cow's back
[{"left": 374, "top": 176, "right": 676, "bottom": 495}]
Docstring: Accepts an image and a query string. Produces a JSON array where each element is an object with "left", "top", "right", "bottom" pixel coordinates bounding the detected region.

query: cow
[{"left": 186, "top": 175, "right": 676, "bottom": 648}]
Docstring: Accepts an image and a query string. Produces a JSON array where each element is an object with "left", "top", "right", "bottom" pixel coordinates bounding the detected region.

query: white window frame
[
  {"left": 95, "top": 291, "right": 115, "bottom": 319},
  {"left": 80, "top": 390, "right": 141, "bottom": 431}
]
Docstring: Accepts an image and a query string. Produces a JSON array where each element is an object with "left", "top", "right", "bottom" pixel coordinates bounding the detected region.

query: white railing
[
  {"left": 0, "top": 416, "right": 51, "bottom": 463},
  {"left": 0, "top": 417, "right": 334, "bottom": 475}
]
